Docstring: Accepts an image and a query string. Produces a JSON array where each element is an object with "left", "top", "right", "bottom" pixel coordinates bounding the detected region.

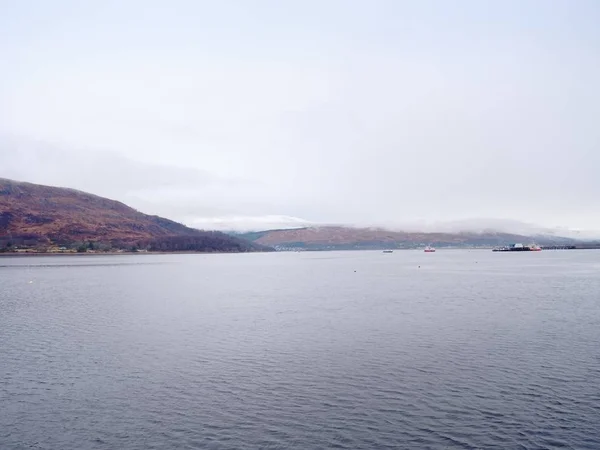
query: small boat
[
  {"left": 424, "top": 246, "right": 435, "bottom": 253},
  {"left": 383, "top": 250, "right": 393, "bottom": 253}
]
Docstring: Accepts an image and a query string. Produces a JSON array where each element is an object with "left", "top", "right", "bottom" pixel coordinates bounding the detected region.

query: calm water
[{"left": 2, "top": 250, "right": 600, "bottom": 449}]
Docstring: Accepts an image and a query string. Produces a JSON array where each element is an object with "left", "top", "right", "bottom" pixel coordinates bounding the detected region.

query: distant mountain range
[
  {"left": 0, "top": 178, "right": 270, "bottom": 253},
  {"left": 233, "top": 226, "right": 592, "bottom": 251},
  {"left": 3, "top": 177, "right": 597, "bottom": 253}
]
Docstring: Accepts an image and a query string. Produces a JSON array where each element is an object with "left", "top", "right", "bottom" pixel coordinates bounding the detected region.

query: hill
[
  {"left": 0, "top": 178, "right": 270, "bottom": 253},
  {"left": 235, "top": 226, "right": 580, "bottom": 250}
]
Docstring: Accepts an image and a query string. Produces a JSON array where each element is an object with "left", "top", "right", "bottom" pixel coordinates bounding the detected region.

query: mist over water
[{"left": 2, "top": 251, "right": 600, "bottom": 449}]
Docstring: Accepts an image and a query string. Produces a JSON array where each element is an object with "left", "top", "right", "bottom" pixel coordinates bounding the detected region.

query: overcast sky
[{"left": 1, "top": 0, "right": 599, "bottom": 231}]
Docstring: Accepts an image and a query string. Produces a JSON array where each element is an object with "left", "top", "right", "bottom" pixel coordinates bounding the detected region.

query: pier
[
  {"left": 540, "top": 245, "right": 577, "bottom": 250},
  {"left": 540, "top": 245, "right": 600, "bottom": 250}
]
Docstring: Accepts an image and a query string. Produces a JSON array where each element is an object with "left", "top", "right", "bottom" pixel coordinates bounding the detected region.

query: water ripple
[{"left": 2, "top": 251, "right": 600, "bottom": 449}]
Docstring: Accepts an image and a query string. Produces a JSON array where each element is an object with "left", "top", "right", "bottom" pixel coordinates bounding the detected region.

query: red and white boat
[{"left": 424, "top": 246, "right": 436, "bottom": 253}]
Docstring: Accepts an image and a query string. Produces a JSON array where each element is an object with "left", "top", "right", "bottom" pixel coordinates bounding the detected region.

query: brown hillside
[
  {"left": 0, "top": 178, "right": 266, "bottom": 252},
  {"left": 248, "top": 226, "right": 570, "bottom": 249}
]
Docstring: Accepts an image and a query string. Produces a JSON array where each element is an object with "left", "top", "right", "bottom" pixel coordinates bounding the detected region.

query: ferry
[
  {"left": 424, "top": 246, "right": 436, "bottom": 253},
  {"left": 492, "top": 243, "right": 542, "bottom": 252}
]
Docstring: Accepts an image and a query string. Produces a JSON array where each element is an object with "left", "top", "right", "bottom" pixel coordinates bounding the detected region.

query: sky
[{"left": 1, "top": 0, "right": 600, "bottom": 232}]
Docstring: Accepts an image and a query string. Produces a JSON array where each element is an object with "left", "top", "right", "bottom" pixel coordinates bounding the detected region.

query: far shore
[
  {"left": 2, "top": 247, "right": 599, "bottom": 257},
  {"left": 0, "top": 250, "right": 265, "bottom": 257}
]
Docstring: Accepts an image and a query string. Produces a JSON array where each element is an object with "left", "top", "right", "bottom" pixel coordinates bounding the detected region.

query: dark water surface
[{"left": 2, "top": 250, "right": 600, "bottom": 449}]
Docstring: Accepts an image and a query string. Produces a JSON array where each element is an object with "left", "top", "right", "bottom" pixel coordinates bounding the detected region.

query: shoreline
[
  {"left": 0, "top": 250, "right": 264, "bottom": 257},
  {"left": 2, "top": 247, "right": 598, "bottom": 257}
]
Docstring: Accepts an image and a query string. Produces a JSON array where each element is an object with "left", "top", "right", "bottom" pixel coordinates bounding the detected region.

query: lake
[{"left": 2, "top": 250, "right": 600, "bottom": 449}]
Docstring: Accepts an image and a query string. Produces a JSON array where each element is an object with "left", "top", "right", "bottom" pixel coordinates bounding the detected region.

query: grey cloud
[
  {"left": 1, "top": 135, "right": 223, "bottom": 194},
  {"left": 1, "top": 1, "right": 600, "bottom": 231},
  {"left": 0, "top": 135, "right": 295, "bottom": 224}
]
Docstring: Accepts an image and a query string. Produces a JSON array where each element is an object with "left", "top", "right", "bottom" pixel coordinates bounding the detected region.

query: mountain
[
  {"left": 235, "top": 226, "right": 582, "bottom": 250},
  {"left": 0, "top": 178, "right": 270, "bottom": 253},
  {"left": 408, "top": 218, "right": 600, "bottom": 240}
]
